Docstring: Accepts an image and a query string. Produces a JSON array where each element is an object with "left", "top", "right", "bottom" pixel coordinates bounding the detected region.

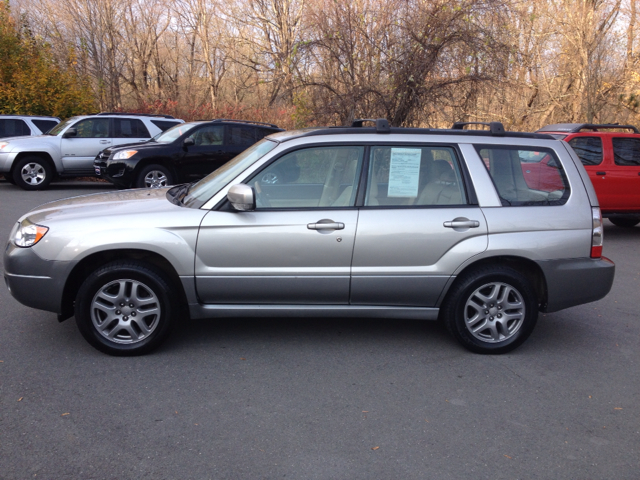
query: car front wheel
[
  {"left": 74, "top": 261, "right": 178, "bottom": 356},
  {"left": 13, "top": 156, "right": 54, "bottom": 190},
  {"left": 441, "top": 266, "right": 538, "bottom": 354},
  {"left": 136, "top": 164, "right": 174, "bottom": 188}
]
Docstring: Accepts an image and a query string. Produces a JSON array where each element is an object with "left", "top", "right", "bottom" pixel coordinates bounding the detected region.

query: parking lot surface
[{"left": 0, "top": 178, "right": 638, "bottom": 479}]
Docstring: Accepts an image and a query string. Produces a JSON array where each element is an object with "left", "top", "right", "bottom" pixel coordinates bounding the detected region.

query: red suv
[{"left": 538, "top": 123, "right": 640, "bottom": 227}]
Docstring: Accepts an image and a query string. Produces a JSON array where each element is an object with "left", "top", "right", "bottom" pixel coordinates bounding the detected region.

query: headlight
[
  {"left": 0, "top": 142, "right": 9, "bottom": 150},
  {"left": 13, "top": 218, "right": 49, "bottom": 247},
  {"left": 113, "top": 149, "right": 138, "bottom": 160}
]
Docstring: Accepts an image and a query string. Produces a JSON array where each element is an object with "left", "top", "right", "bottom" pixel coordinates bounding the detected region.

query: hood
[
  {"left": 22, "top": 188, "right": 181, "bottom": 225},
  {"left": 0, "top": 134, "right": 59, "bottom": 150},
  {"left": 101, "top": 140, "right": 155, "bottom": 157}
]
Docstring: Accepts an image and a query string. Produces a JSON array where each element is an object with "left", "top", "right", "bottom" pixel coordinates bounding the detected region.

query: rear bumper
[{"left": 537, "top": 256, "right": 615, "bottom": 313}]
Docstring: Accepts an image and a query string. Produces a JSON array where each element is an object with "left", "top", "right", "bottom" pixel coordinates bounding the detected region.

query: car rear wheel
[
  {"left": 441, "top": 266, "right": 538, "bottom": 354},
  {"left": 609, "top": 217, "right": 640, "bottom": 228},
  {"left": 13, "top": 156, "right": 53, "bottom": 190},
  {"left": 136, "top": 164, "right": 174, "bottom": 189},
  {"left": 74, "top": 261, "right": 178, "bottom": 356}
]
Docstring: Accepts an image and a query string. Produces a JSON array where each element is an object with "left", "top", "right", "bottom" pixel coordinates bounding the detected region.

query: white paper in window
[{"left": 388, "top": 148, "right": 422, "bottom": 197}]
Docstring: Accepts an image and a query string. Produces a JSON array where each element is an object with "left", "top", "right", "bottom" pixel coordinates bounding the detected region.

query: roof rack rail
[
  {"left": 96, "top": 112, "right": 176, "bottom": 119},
  {"left": 351, "top": 118, "right": 390, "bottom": 133},
  {"left": 0, "top": 114, "right": 60, "bottom": 119},
  {"left": 451, "top": 121, "right": 505, "bottom": 135},
  {"left": 211, "top": 118, "right": 279, "bottom": 128},
  {"left": 537, "top": 123, "right": 639, "bottom": 134}
]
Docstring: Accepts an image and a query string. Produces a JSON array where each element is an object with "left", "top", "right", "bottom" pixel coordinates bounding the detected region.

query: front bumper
[
  {"left": 4, "top": 242, "right": 74, "bottom": 314},
  {"left": 537, "top": 256, "right": 615, "bottom": 313},
  {"left": 0, "top": 152, "right": 18, "bottom": 173}
]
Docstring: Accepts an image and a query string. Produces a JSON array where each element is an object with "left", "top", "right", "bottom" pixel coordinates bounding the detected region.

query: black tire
[
  {"left": 136, "top": 164, "right": 174, "bottom": 189},
  {"left": 74, "top": 260, "right": 178, "bottom": 356},
  {"left": 2, "top": 173, "right": 16, "bottom": 184},
  {"left": 12, "top": 156, "right": 54, "bottom": 190},
  {"left": 609, "top": 217, "right": 640, "bottom": 228},
  {"left": 441, "top": 266, "right": 538, "bottom": 354}
]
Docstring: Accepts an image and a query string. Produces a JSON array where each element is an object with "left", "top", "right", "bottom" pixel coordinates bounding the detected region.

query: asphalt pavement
[{"left": 0, "top": 178, "right": 638, "bottom": 479}]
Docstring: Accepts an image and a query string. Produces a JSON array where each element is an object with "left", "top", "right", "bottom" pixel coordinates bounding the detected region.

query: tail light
[{"left": 591, "top": 207, "right": 603, "bottom": 258}]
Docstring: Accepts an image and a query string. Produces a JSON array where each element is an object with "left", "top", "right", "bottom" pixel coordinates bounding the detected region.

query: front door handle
[
  {"left": 596, "top": 171, "right": 606, "bottom": 175},
  {"left": 307, "top": 219, "right": 345, "bottom": 230},
  {"left": 99, "top": 140, "right": 110, "bottom": 144},
  {"left": 444, "top": 220, "right": 480, "bottom": 228}
]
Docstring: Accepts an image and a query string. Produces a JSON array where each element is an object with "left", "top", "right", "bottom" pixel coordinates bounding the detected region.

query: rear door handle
[
  {"left": 307, "top": 220, "right": 345, "bottom": 230},
  {"left": 596, "top": 171, "right": 606, "bottom": 175},
  {"left": 444, "top": 220, "right": 480, "bottom": 228},
  {"left": 99, "top": 140, "right": 110, "bottom": 144}
]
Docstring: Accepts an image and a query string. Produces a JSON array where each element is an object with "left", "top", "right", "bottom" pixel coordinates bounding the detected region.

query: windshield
[
  {"left": 182, "top": 138, "right": 279, "bottom": 208},
  {"left": 46, "top": 117, "right": 81, "bottom": 136},
  {"left": 154, "top": 122, "right": 200, "bottom": 143}
]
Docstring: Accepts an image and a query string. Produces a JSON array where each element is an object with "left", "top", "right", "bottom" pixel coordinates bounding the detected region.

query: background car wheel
[
  {"left": 12, "top": 156, "right": 53, "bottom": 190},
  {"left": 441, "top": 266, "right": 538, "bottom": 354},
  {"left": 609, "top": 217, "right": 640, "bottom": 228},
  {"left": 74, "top": 261, "right": 178, "bottom": 356},
  {"left": 136, "top": 164, "right": 174, "bottom": 188}
]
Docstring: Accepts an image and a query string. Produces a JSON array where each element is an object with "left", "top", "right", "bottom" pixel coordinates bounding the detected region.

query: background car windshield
[
  {"left": 182, "top": 138, "right": 278, "bottom": 208},
  {"left": 154, "top": 122, "right": 199, "bottom": 143},
  {"left": 46, "top": 117, "right": 79, "bottom": 136}
]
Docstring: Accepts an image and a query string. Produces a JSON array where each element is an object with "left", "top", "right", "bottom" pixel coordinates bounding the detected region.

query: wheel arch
[
  {"left": 133, "top": 158, "right": 177, "bottom": 181},
  {"left": 60, "top": 248, "right": 188, "bottom": 321},
  {"left": 438, "top": 255, "right": 548, "bottom": 311},
  {"left": 11, "top": 152, "right": 57, "bottom": 176}
]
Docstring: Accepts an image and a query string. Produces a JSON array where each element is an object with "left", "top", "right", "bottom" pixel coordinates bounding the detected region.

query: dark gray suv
[{"left": 4, "top": 120, "right": 615, "bottom": 355}]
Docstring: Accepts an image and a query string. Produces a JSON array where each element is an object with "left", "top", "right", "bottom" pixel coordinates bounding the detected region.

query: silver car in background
[{"left": 3, "top": 120, "right": 615, "bottom": 355}]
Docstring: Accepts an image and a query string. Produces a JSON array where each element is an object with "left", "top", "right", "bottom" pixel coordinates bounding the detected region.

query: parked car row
[
  {"left": 2, "top": 115, "right": 640, "bottom": 231},
  {"left": 4, "top": 119, "right": 615, "bottom": 356},
  {"left": 0, "top": 113, "right": 184, "bottom": 189}
]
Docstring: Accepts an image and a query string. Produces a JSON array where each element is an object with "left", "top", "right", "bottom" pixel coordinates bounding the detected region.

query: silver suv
[
  {"left": 3, "top": 120, "right": 615, "bottom": 355},
  {"left": 0, "top": 113, "right": 184, "bottom": 190}
]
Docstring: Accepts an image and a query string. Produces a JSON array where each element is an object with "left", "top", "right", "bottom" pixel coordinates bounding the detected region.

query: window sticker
[{"left": 388, "top": 148, "right": 422, "bottom": 197}]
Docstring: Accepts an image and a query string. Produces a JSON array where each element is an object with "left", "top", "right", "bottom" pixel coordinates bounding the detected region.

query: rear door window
[
  {"left": 229, "top": 126, "right": 256, "bottom": 145},
  {"left": 568, "top": 136, "right": 603, "bottom": 165},
  {"left": 475, "top": 145, "right": 569, "bottom": 206},
  {"left": 364, "top": 146, "right": 467, "bottom": 206},
  {"left": 114, "top": 118, "right": 150, "bottom": 138},
  {"left": 612, "top": 137, "right": 640, "bottom": 166},
  {"left": 0, "top": 119, "right": 31, "bottom": 137}
]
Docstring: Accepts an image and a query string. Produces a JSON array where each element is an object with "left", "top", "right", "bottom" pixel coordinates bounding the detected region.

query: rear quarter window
[
  {"left": 150, "top": 120, "right": 182, "bottom": 132},
  {"left": 475, "top": 145, "right": 570, "bottom": 206},
  {"left": 31, "top": 119, "right": 59, "bottom": 134}
]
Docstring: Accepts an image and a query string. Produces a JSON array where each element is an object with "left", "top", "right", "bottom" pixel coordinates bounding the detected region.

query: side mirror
[
  {"left": 62, "top": 128, "right": 77, "bottom": 138},
  {"left": 183, "top": 137, "right": 195, "bottom": 147},
  {"left": 227, "top": 184, "right": 256, "bottom": 211}
]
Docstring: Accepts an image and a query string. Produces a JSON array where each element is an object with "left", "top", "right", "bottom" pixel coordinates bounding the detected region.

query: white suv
[
  {"left": 0, "top": 113, "right": 184, "bottom": 190},
  {"left": 0, "top": 115, "right": 60, "bottom": 138}
]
